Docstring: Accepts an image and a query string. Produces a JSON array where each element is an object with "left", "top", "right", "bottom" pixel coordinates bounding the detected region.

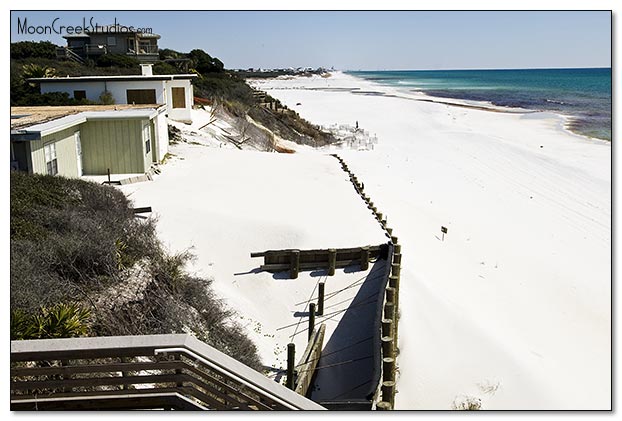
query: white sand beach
[
  {"left": 120, "top": 70, "right": 610, "bottom": 410},
  {"left": 120, "top": 141, "right": 389, "bottom": 382},
  {"left": 249, "top": 72, "right": 611, "bottom": 410}
]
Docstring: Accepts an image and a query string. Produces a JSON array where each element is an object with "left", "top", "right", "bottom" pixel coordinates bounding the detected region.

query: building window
[
  {"left": 107, "top": 36, "right": 117, "bottom": 46},
  {"left": 44, "top": 143, "right": 58, "bottom": 176},
  {"left": 127, "top": 89, "right": 157, "bottom": 105},
  {"left": 74, "top": 90, "right": 86, "bottom": 100},
  {"left": 144, "top": 126, "right": 151, "bottom": 154}
]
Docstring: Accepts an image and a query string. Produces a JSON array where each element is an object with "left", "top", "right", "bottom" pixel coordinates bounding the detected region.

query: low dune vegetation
[{"left": 10, "top": 171, "right": 262, "bottom": 371}]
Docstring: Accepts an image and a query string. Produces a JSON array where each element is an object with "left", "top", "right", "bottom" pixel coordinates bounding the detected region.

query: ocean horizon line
[
  {"left": 344, "top": 67, "right": 611, "bottom": 142},
  {"left": 343, "top": 66, "right": 611, "bottom": 72}
]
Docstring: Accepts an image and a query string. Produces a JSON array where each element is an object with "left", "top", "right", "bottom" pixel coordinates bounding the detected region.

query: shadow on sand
[{"left": 307, "top": 259, "right": 390, "bottom": 409}]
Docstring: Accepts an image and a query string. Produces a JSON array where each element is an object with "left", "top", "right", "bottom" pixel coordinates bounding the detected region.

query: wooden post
[
  {"left": 286, "top": 343, "right": 295, "bottom": 390},
  {"left": 381, "top": 318, "right": 393, "bottom": 338},
  {"left": 328, "top": 248, "right": 337, "bottom": 276},
  {"left": 394, "top": 244, "right": 401, "bottom": 255},
  {"left": 391, "top": 263, "right": 401, "bottom": 279},
  {"left": 385, "top": 286, "right": 396, "bottom": 304},
  {"left": 308, "top": 303, "right": 316, "bottom": 340},
  {"left": 377, "top": 212, "right": 383, "bottom": 221},
  {"left": 391, "top": 263, "right": 401, "bottom": 353},
  {"left": 360, "top": 246, "right": 370, "bottom": 271},
  {"left": 393, "top": 253, "right": 402, "bottom": 265},
  {"left": 317, "top": 282, "right": 325, "bottom": 316},
  {"left": 382, "top": 380, "right": 396, "bottom": 408},
  {"left": 376, "top": 401, "right": 392, "bottom": 410},
  {"left": 391, "top": 235, "right": 399, "bottom": 245},
  {"left": 386, "top": 227, "right": 393, "bottom": 235},
  {"left": 173, "top": 354, "right": 184, "bottom": 389},
  {"left": 376, "top": 401, "right": 392, "bottom": 411},
  {"left": 60, "top": 359, "right": 69, "bottom": 393},
  {"left": 107, "top": 168, "right": 111, "bottom": 184},
  {"left": 389, "top": 275, "right": 398, "bottom": 289},
  {"left": 290, "top": 250, "right": 300, "bottom": 279},
  {"left": 381, "top": 336, "right": 394, "bottom": 357},
  {"left": 383, "top": 357, "right": 395, "bottom": 382},
  {"left": 381, "top": 219, "right": 387, "bottom": 227},
  {"left": 384, "top": 302, "right": 395, "bottom": 321}
]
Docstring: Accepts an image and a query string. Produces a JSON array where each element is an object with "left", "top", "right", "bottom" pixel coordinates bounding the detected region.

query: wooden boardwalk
[{"left": 10, "top": 334, "right": 324, "bottom": 411}]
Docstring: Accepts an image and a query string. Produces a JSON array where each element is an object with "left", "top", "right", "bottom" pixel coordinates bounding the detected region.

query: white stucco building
[{"left": 31, "top": 65, "right": 197, "bottom": 123}]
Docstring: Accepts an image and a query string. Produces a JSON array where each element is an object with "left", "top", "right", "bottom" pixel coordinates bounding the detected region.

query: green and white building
[{"left": 11, "top": 105, "right": 169, "bottom": 178}]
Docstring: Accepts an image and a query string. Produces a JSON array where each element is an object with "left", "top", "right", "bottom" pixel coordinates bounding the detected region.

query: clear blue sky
[{"left": 11, "top": 11, "right": 611, "bottom": 70}]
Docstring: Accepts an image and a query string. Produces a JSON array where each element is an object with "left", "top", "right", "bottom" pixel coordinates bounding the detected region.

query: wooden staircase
[
  {"left": 10, "top": 334, "right": 324, "bottom": 411},
  {"left": 56, "top": 47, "right": 85, "bottom": 64}
]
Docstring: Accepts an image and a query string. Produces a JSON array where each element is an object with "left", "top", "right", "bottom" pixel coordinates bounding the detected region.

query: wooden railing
[
  {"left": 10, "top": 334, "right": 324, "bottom": 411},
  {"left": 130, "top": 44, "right": 159, "bottom": 55},
  {"left": 376, "top": 241, "right": 400, "bottom": 410},
  {"left": 251, "top": 245, "right": 389, "bottom": 279},
  {"left": 55, "top": 47, "right": 85, "bottom": 64},
  {"left": 331, "top": 154, "right": 401, "bottom": 410},
  {"left": 292, "top": 324, "right": 326, "bottom": 396}
]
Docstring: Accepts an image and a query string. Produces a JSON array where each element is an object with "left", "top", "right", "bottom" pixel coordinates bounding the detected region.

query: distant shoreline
[{"left": 345, "top": 68, "right": 611, "bottom": 142}]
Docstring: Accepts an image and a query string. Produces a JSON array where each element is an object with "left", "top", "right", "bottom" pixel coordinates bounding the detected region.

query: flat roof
[
  {"left": 11, "top": 104, "right": 165, "bottom": 130},
  {"left": 28, "top": 74, "right": 198, "bottom": 83}
]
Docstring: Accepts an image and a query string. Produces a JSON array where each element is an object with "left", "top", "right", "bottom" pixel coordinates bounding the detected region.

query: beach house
[
  {"left": 30, "top": 64, "right": 197, "bottom": 123},
  {"left": 57, "top": 23, "right": 161, "bottom": 63},
  {"left": 10, "top": 104, "right": 169, "bottom": 178}
]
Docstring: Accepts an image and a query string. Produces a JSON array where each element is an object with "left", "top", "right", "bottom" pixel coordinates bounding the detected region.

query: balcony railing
[
  {"left": 129, "top": 44, "right": 159, "bottom": 55},
  {"left": 85, "top": 44, "right": 108, "bottom": 55}
]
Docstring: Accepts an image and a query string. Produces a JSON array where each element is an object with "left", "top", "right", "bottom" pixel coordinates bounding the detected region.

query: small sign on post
[{"left": 441, "top": 226, "right": 448, "bottom": 241}]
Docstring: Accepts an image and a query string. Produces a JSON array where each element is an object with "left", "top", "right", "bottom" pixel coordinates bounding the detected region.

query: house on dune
[{"left": 10, "top": 104, "right": 169, "bottom": 179}]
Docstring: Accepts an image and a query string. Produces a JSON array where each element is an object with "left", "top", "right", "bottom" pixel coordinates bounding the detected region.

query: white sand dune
[
  {"left": 251, "top": 72, "right": 611, "bottom": 409},
  {"left": 120, "top": 142, "right": 388, "bottom": 377}
]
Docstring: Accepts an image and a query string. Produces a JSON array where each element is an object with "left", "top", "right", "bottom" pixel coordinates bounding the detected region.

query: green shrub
[
  {"left": 13, "top": 91, "right": 95, "bottom": 106},
  {"left": 10, "top": 171, "right": 262, "bottom": 370},
  {"left": 99, "top": 90, "right": 115, "bottom": 105},
  {"left": 96, "top": 54, "right": 140, "bottom": 68},
  {"left": 153, "top": 61, "right": 179, "bottom": 75},
  {"left": 11, "top": 41, "right": 58, "bottom": 59},
  {"left": 11, "top": 303, "right": 91, "bottom": 340}
]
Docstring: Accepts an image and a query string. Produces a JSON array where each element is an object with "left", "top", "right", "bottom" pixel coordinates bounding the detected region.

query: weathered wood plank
[
  {"left": 295, "top": 324, "right": 326, "bottom": 397},
  {"left": 12, "top": 391, "right": 209, "bottom": 411}
]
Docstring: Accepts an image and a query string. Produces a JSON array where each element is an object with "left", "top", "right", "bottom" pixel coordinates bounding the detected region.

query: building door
[
  {"left": 75, "top": 131, "right": 83, "bottom": 176},
  {"left": 171, "top": 87, "right": 186, "bottom": 108}
]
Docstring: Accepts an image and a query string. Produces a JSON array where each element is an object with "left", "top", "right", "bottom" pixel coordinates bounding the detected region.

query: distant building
[
  {"left": 29, "top": 64, "right": 197, "bottom": 123},
  {"left": 10, "top": 104, "right": 169, "bottom": 178},
  {"left": 57, "top": 23, "right": 161, "bottom": 63}
]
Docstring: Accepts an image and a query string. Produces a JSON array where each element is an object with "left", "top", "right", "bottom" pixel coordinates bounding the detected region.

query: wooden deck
[{"left": 10, "top": 334, "right": 324, "bottom": 411}]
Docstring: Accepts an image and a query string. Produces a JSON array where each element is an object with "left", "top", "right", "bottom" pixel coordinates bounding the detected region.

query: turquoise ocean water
[{"left": 347, "top": 68, "right": 611, "bottom": 141}]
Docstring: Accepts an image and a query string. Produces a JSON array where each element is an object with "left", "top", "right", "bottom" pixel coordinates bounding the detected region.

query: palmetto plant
[
  {"left": 11, "top": 303, "right": 91, "bottom": 340},
  {"left": 21, "top": 63, "right": 57, "bottom": 80}
]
